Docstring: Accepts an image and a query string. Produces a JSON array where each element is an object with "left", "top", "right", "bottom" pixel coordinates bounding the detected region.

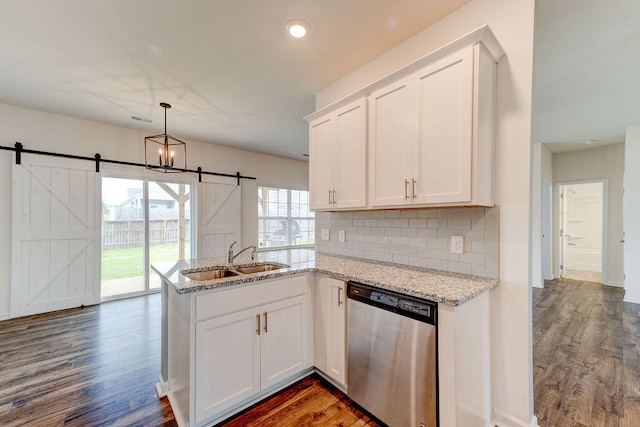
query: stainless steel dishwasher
[{"left": 347, "top": 281, "right": 438, "bottom": 427}]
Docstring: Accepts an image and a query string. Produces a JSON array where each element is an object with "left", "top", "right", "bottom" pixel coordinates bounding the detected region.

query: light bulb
[{"left": 286, "top": 20, "right": 308, "bottom": 39}]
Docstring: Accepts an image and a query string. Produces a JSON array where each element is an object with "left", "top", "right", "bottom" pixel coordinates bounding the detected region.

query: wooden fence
[{"left": 102, "top": 219, "right": 191, "bottom": 250}]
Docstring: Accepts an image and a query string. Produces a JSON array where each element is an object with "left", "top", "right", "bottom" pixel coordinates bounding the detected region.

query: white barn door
[
  {"left": 11, "top": 154, "right": 100, "bottom": 317},
  {"left": 197, "top": 176, "right": 241, "bottom": 258}
]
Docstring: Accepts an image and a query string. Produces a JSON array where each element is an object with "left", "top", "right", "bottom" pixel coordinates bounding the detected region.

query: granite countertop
[{"left": 151, "top": 248, "right": 497, "bottom": 307}]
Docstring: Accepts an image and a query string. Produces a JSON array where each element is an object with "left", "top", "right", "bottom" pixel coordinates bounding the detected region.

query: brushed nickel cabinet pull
[
  {"left": 256, "top": 314, "right": 260, "bottom": 335},
  {"left": 338, "top": 287, "right": 343, "bottom": 306},
  {"left": 404, "top": 179, "right": 410, "bottom": 199},
  {"left": 333, "top": 189, "right": 337, "bottom": 205},
  {"left": 263, "top": 312, "right": 268, "bottom": 333},
  {"left": 412, "top": 178, "right": 417, "bottom": 199},
  {"left": 329, "top": 189, "right": 332, "bottom": 205}
]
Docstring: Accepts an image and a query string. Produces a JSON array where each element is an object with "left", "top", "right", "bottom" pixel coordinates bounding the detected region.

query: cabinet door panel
[
  {"left": 415, "top": 49, "right": 473, "bottom": 204},
  {"left": 309, "top": 116, "right": 336, "bottom": 210},
  {"left": 369, "top": 77, "right": 414, "bottom": 207},
  {"left": 335, "top": 99, "right": 367, "bottom": 209},
  {"left": 328, "top": 280, "right": 347, "bottom": 385},
  {"left": 261, "top": 295, "right": 308, "bottom": 388},
  {"left": 195, "top": 308, "right": 260, "bottom": 423}
]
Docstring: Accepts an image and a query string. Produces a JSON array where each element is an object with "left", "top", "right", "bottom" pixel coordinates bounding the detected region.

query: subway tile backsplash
[{"left": 315, "top": 207, "right": 499, "bottom": 279}]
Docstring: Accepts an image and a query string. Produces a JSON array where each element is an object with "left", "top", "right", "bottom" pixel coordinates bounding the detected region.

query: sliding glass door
[{"left": 101, "top": 177, "right": 192, "bottom": 299}]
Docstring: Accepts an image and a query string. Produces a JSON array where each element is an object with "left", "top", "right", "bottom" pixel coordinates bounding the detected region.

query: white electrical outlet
[
  {"left": 451, "top": 236, "right": 464, "bottom": 254},
  {"left": 321, "top": 229, "right": 330, "bottom": 241},
  {"left": 339, "top": 230, "right": 346, "bottom": 242}
]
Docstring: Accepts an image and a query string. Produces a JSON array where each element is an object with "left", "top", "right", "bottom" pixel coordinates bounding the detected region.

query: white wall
[
  {"left": 551, "top": 144, "right": 624, "bottom": 285},
  {"left": 315, "top": 0, "right": 536, "bottom": 425},
  {"left": 624, "top": 126, "right": 640, "bottom": 303},
  {"left": 531, "top": 143, "right": 554, "bottom": 288},
  {"left": 0, "top": 102, "right": 308, "bottom": 318}
]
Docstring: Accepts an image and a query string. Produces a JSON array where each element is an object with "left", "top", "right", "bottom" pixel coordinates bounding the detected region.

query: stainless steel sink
[
  {"left": 183, "top": 269, "right": 239, "bottom": 281},
  {"left": 235, "top": 262, "right": 289, "bottom": 275}
]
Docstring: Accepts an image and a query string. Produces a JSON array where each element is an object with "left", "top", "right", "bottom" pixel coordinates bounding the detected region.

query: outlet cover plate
[
  {"left": 321, "top": 229, "right": 330, "bottom": 241},
  {"left": 451, "top": 236, "right": 464, "bottom": 254},
  {"left": 339, "top": 230, "right": 346, "bottom": 242}
]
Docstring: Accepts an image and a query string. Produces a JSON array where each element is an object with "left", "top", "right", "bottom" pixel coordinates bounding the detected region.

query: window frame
[{"left": 257, "top": 186, "right": 315, "bottom": 251}]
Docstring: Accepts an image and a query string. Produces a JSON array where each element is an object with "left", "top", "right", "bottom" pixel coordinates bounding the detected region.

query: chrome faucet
[
  {"left": 227, "top": 241, "right": 257, "bottom": 263},
  {"left": 232, "top": 245, "right": 257, "bottom": 263},
  {"left": 227, "top": 241, "right": 236, "bottom": 263}
]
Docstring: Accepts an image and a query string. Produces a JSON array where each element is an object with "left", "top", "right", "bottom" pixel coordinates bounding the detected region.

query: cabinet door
[
  {"left": 327, "top": 279, "right": 347, "bottom": 385},
  {"left": 309, "top": 116, "right": 336, "bottom": 210},
  {"left": 369, "top": 76, "right": 415, "bottom": 207},
  {"left": 314, "top": 276, "right": 347, "bottom": 387},
  {"left": 414, "top": 48, "right": 473, "bottom": 204},
  {"left": 313, "top": 277, "right": 330, "bottom": 374},
  {"left": 260, "top": 295, "right": 308, "bottom": 388},
  {"left": 334, "top": 99, "right": 367, "bottom": 209},
  {"left": 194, "top": 307, "right": 261, "bottom": 423}
]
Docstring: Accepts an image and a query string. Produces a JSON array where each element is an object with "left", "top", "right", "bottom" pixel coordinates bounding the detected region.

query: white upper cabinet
[
  {"left": 369, "top": 44, "right": 495, "bottom": 208},
  {"left": 309, "top": 98, "right": 366, "bottom": 211},
  {"left": 307, "top": 26, "right": 503, "bottom": 211}
]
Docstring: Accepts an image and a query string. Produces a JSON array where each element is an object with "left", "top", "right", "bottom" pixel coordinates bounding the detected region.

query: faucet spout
[
  {"left": 231, "top": 245, "right": 257, "bottom": 263},
  {"left": 227, "top": 241, "right": 237, "bottom": 263}
]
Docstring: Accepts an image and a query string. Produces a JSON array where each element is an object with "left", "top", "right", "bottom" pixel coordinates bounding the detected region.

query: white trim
[
  {"left": 605, "top": 281, "right": 624, "bottom": 288},
  {"left": 542, "top": 179, "right": 553, "bottom": 281},
  {"left": 493, "top": 408, "right": 538, "bottom": 427},
  {"left": 0, "top": 312, "right": 9, "bottom": 321},
  {"left": 305, "top": 25, "right": 504, "bottom": 121}
]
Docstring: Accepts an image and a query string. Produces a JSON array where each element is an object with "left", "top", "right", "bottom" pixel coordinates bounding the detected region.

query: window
[{"left": 258, "top": 187, "right": 315, "bottom": 249}]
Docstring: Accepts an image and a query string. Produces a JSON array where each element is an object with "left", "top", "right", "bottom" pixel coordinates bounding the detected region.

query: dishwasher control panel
[{"left": 347, "top": 281, "right": 436, "bottom": 325}]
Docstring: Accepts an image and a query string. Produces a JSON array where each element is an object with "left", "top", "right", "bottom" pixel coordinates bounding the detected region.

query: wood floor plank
[
  {"left": 218, "top": 375, "right": 380, "bottom": 427},
  {"left": 534, "top": 278, "right": 640, "bottom": 427}
]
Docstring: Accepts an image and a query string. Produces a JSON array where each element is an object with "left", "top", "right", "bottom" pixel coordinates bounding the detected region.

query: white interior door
[
  {"left": 197, "top": 176, "right": 241, "bottom": 259},
  {"left": 559, "top": 182, "right": 604, "bottom": 283},
  {"left": 11, "top": 154, "right": 100, "bottom": 317}
]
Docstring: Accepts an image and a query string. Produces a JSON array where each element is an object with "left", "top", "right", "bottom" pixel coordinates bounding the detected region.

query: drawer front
[{"left": 195, "top": 274, "right": 310, "bottom": 321}]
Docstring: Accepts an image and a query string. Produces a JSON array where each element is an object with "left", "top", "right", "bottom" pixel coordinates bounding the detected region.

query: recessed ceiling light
[
  {"left": 585, "top": 139, "right": 595, "bottom": 145},
  {"left": 286, "top": 19, "right": 308, "bottom": 39}
]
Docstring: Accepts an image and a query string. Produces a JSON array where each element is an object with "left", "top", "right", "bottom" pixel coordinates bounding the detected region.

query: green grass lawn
[{"left": 101, "top": 245, "right": 190, "bottom": 281}]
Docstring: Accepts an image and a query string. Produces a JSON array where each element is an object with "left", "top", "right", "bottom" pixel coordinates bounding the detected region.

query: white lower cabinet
[
  {"left": 195, "top": 307, "right": 261, "bottom": 423},
  {"left": 167, "top": 275, "right": 312, "bottom": 427},
  {"left": 314, "top": 275, "right": 347, "bottom": 387}
]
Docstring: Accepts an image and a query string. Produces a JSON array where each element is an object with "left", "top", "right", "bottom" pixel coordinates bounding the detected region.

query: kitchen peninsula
[{"left": 153, "top": 248, "right": 496, "bottom": 427}]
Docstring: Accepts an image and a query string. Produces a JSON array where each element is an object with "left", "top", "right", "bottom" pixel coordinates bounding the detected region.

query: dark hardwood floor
[
  {"left": 533, "top": 278, "right": 640, "bottom": 427},
  {"left": 0, "top": 294, "right": 376, "bottom": 427},
  {"left": 0, "top": 295, "right": 176, "bottom": 427},
  {"left": 218, "top": 375, "right": 379, "bottom": 427}
]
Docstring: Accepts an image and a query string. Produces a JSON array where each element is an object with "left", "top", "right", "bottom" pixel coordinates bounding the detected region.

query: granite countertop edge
[{"left": 153, "top": 250, "right": 498, "bottom": 307}]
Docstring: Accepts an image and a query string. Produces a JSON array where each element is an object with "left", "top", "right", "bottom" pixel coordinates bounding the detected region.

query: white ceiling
[
  {"left": 533, "top": 0, "right": 640, "bottom": 153},
  {"left": 0, "top": 0, "right": 470, "bottom": 160}
]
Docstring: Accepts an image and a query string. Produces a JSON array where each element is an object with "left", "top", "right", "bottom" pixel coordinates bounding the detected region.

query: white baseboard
[
  {"left": 155, "top": 375, "right": 168, "bottom": 398},
  {"left": 0, "top": 312, "right": 9, "bottom": 321},
  {"left": 604, "top": 281, "right": 623, "bottom": 288},
  {"left": 493, "top": 408, "right": 538, "bottom": 427},
  {"left": 624, "top": 292, "right": 640, "bottom": 304}
]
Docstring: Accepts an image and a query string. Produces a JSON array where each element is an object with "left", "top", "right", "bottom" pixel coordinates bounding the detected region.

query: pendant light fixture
[{"left": 144, "top": 102, "right": 187, "bottom": 172}]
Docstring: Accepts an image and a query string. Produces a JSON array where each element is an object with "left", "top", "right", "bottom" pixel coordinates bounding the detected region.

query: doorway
[
  {"left": 101, "top": 177, "right": 192, "bottom": 299},
  {"left": 558, "top": 180, "right": 606, "bottom": 283}
]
